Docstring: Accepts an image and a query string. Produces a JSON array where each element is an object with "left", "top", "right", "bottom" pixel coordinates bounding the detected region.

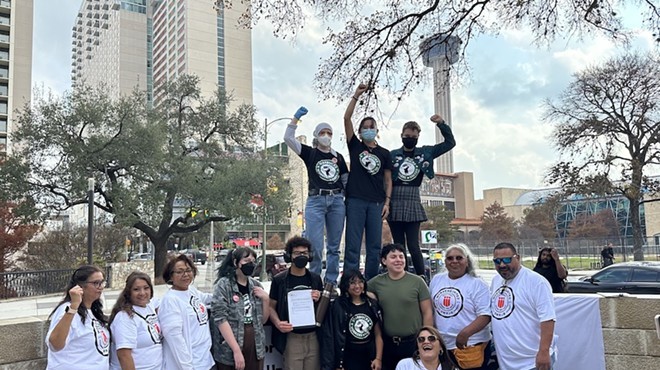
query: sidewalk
[{"left": 0, "top": 260, "right": 276, "bottom": 323}]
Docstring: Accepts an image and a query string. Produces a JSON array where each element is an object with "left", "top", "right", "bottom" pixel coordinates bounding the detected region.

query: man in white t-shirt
[{"left": 489, "top": 242, "right": 557, "bottom": 370}]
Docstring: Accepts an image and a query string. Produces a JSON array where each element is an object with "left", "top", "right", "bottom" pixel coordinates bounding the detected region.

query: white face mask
[{"left": 317, "top": 135, "right": 332, "bottom": 147}]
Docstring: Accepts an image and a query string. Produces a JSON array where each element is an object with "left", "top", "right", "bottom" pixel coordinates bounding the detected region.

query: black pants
[
  {"left": 388, "top": 221, "right": 424, "bottom": 276},
  {"left": 382, "top": 336, "right": 416, "bottom": 370}
]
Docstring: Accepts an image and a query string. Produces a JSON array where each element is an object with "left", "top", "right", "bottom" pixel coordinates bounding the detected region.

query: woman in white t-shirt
[
  {"left": 46, "top": 265, "right": 110, "bottom": 370},
  {"left": 159, "top": 254, "right": 215, "bottom": 370},
  {"left": 109, "top": 271, "right": 162, "bottom": 370},
  {"left": 429, "top": 244, "right": 497, "bottom": 370},
  {"left": 395, "top": 326, "right": 452, "bottom": 370}
]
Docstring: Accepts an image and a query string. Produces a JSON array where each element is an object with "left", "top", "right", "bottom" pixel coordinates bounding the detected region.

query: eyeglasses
[
  {"left": 493, "top": 256, "right": 517, "bottom": 265},
  {"left": 85, "top": 280, "right": 107, "bottom": 289},
  {"left": 445, "top": 255, "right": 464, "bottom": 261},
  {"left": 417, "top": 335, "right": 438, "bottom": 344},
  {"left": 173, "top": 269, "right": 193, "bottom": 275}
]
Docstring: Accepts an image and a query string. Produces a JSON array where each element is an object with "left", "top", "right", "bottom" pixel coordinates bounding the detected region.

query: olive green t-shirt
[{"left": 367, "top": 272, "right": 430, "bottom": 337}]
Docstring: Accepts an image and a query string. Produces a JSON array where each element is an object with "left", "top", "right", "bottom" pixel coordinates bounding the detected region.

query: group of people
[
  {"left": 46, "top": 239, "right": 559, "bottom": 370},
  {"left": 283, "top": 83, "right": 456, "bottom": 284},
  {"left": 45, "top": 86, "right": 559, "bottom": 370}
]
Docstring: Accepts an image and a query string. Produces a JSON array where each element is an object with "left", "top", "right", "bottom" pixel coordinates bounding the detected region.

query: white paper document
[{"left": 287, "top": 289, "right": 315, "bottom": 328}]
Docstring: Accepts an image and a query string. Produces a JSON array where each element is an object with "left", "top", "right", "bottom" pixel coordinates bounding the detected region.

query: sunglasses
[
  {"left": 492, "top": 256, "right": 517, "bottom": 265},
  {"left": 417, "top": 335, "right": 438, "bottom": 344},
  {"left": 445, "top": 255, "right": 464, "bottom": 261}
]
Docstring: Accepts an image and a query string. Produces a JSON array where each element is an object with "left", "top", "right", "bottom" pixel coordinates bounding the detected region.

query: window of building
[
  {"left": 0, "top": 31, "right": 9, "bottom": 43},
  {"left": 0, "top": 84, "right": 7, "bottom": 96},
  {"left": 0, "top": 14, "right": 9, "bottom": 26},
  {"left": 0, "top": 66, "right": 7, "bottom": 78},
  {"left": 0, "top": 102, "right": 7, "bottom": 114},
  {"left": 0, "top": 118, "right": 6, "bottom": 132},
  {"left": 0, "top": 137, "right": 6, "bottom": 153}
]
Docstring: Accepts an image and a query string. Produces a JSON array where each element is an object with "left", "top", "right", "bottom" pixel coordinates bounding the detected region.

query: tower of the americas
[{"left": 419, "top": 33, "right": 461, "bottom": 174}]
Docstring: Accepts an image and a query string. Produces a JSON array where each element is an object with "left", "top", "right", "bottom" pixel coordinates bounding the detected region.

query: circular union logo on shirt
[
  {"left": 398, "top": 157, "right": 420, "bottom": 181},
  {"left": 348, "top": 313, "right": 373, "bottom": 340},
  {"left": 491, "top": 285, "right": 515, "bottom": 320},
  {"left": 315, "top": 159, "right": 340, "bottom": 182},
  {"left": 359, "top": 151, "right": 381, "bottom": 175},
  {"left": 433, "top": 287, "right": 463, "bottom": 318}
]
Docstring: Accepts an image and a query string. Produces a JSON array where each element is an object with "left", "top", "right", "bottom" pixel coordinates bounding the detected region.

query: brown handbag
[{"left": 452, "top": 342, "right": 488, "bottom": 369}]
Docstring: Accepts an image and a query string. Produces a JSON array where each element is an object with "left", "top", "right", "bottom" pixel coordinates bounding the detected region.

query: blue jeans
[
  {"left": 344, "top": 196, "right": 384, "bottom": 280},
  {"left": 305, "top": 194, "right": 345, "bottom": 285}
]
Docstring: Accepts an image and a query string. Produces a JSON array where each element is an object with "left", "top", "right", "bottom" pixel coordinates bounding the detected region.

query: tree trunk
[
  {"left": 152, "top": 236, "right": 170, "bottom": 284},
  {"left": 628, "top": 197, "right": 645, "bottom": 261}
]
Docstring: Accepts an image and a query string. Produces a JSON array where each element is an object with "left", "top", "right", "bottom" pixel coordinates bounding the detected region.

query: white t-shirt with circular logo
[
  {"left": 430, "top": 273, "right": 491, "bottom": 349},
  {"left": 489, "top": 267, "right": 557, "bottom": 370},
  {"left": 110, "top": 303, "right": 163, "bottom": 370},
  {"left": 46, "top": 305, "right": 110, "bottom": 370}
]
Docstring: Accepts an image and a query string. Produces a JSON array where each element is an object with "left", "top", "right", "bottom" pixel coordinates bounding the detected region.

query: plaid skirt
[{"left": 388, "top": 186, "right": 427, "bottom": 222}]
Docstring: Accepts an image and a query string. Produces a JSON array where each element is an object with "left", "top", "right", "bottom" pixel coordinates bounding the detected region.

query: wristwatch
[{"left": 65, "top": 306, "right": 77, "bottom": 315}]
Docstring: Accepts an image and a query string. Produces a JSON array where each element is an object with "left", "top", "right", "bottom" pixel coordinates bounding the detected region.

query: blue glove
[{"left": 294, "top": 106, "right": 308, "bottom": 120}]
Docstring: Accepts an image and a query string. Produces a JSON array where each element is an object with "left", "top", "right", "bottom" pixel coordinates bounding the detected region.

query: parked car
[
  {"left": 566, "top": 262, "right": 660, "bottom": 294},
  {"left": 215, "top": 249, "right": 230, "bottom": 263},
  {"left": 131, "top": 253, "right": 152, "bottom": 261},
  {"left": 253, "top": 253, "right": 287, "bottom": 280},
  {"left": 183, "top": 249, "right": 207, "bottom": 265}
]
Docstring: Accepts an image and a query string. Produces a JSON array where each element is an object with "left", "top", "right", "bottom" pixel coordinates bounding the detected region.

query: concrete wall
[
  {"left": 108, "top": 260, "right": 154, "bottom": 289},
  {"left": 1, "top": 295, "right": 658, "bottom": 368}
]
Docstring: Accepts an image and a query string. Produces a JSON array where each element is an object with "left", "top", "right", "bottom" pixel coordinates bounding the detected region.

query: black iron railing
[{"left": 0, "top": 266, "right": 113, "bottom": 300}]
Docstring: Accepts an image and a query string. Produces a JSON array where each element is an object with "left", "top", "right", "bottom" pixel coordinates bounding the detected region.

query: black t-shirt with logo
[
  {"left": 393, "top": 150, "right": 425, "bottom": 187},
  {"left": 346, "top": 135, "right": 392, "bottom": 202},
  {"left": 346, "top": 301, "right": 376, "bottom": 343},
  {"left": 283, "top": 273, "right": 316, "bottom": 334},
  {"left": 299, "top": 144, "right": 348, "bottom": 191}
]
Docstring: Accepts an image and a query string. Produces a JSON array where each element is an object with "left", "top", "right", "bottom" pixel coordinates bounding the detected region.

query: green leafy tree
[
  {"left": 421, "top": 205, "right": 456, "bottom": 244},
  {"left": 545, "top": 53, "right": 660, "bottom": 260},
  {"left": 0, "top": 75, "right": 291, "bottom": 279},
  {"left": 20, "top": 223, "right": 130, "bottom": 270},
  {"left": 219, "top": 1, "right": 658, "bottom": 105},
  {"left": 480, "top": 201, "right": 516, "bottom": 243}
]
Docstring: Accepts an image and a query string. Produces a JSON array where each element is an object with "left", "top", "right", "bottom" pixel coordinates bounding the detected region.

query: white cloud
[{"left": 33, "top": 1, "right": 654, "bottom": 198}]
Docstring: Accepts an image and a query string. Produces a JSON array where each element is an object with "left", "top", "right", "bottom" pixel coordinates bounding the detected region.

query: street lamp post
[
  {"left": 260, "top": 116, "right": 291, "bottom": 281},
  {"left": 87, "top": 178, "right": 94, "bottom": 264}
]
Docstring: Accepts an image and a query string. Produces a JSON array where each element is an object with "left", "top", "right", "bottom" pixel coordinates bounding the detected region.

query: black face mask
[
  {"left": 293, "top": 255, "right": 309, "bottom": 269},
  {"left": 402, "top": 137, "right": 418, "bottom": 149},
  {"left": 240, "top": 262, "right": 255, "bottom": 276}
]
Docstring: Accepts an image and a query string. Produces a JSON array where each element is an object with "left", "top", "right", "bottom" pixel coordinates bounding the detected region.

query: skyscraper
[
  {"left": 0, "top": 0, "right": 33, "bottom": 158},
  {"left": 420, "top": 33, "right": 460, "bottom": 174},
  {"left": 71, "top": 0, "right": 149, "bottom": 102},
  {"left": 151, "top": 0, "right": 252, "bottom": 104},
  {"left": 71, "top": 0, "right": 253, "bottom": 105}
]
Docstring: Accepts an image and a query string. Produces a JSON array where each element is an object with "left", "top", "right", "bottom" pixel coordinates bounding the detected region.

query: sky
[{"left": 32, "top": 1, "right": 656, "bottom": 198}]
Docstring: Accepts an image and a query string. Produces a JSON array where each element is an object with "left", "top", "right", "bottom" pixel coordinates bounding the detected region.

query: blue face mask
[{"left": 360, "top": 128, "right": 377, "bottom": 142}]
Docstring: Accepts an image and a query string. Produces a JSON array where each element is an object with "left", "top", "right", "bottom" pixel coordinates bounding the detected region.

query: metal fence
[
  {"left": 460, "top": 238, "right": 660, "bottom": 270},
  {"left": 0, "top": 266, "right": 113, "bottom": 300}
]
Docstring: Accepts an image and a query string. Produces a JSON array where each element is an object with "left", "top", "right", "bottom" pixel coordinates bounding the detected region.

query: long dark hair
[
  {"left": 413, "top": 326, "right": 453, "bottom": 369},
  {"left": 49, "top": 265, "right": 107, "bottom": 325},
  {"left": 216, "top": 247, "right": 257, "bottom": 283},
  {"left": 109, "top": 271, "right": 154, "bottom": 324},
  {"left": 534, "top": 247, "right": 556, "bottom": 270}
]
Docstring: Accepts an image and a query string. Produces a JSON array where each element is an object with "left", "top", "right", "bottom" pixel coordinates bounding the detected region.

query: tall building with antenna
[{"left": 420, "top": 33, "right": 460, "bottom": 174}]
